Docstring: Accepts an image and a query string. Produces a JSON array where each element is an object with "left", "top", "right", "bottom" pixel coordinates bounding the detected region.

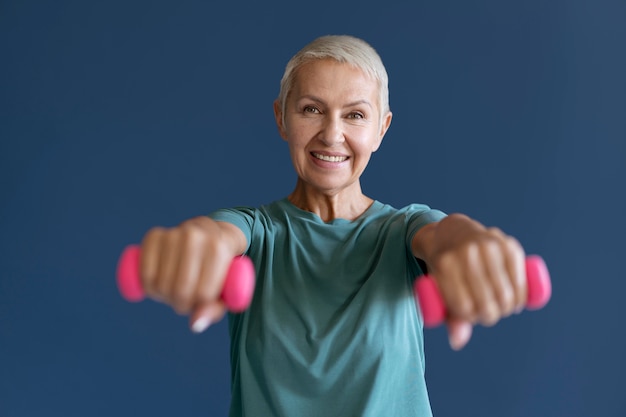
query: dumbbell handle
[
  {"left": 414, "top": 255, "right": 551, "bottom": 328},
  {"left": 116, "top": 245, "right": 255, "bottom": 312}
]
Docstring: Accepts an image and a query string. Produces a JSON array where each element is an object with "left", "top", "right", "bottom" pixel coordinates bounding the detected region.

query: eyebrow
[{"left": 298, "top": 94, "right": 373, "bottom": 109}]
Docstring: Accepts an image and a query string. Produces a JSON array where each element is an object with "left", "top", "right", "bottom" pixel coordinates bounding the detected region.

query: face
[{"left": 274, "top": 59, "right": 392, "bottom": 196}]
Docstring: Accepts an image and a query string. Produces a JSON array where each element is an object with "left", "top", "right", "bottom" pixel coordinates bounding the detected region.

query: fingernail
[
  {"left": 191, "top": 316, "right": 211, "bottom": 333},
  {"left": 450, "top": 335, "right": 463, "bottom": 351},
  {"left": 450, "top": 325, "right": 471, "bottom": 351}
]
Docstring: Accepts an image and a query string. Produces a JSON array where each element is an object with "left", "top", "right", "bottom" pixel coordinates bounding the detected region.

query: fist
[
  {"left": 427, "top": 214, "right": 527, "bottom": 327},
  {"left": 140, "top": 216, "right": 246, "bottom": 330}
]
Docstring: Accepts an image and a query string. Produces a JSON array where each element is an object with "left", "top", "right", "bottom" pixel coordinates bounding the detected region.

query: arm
[
  {"left": 411, "top": 214, "right": 527, "bottom": 349},
  {"left": 140, "top": 216, "right": 248, "bottom": 332}
]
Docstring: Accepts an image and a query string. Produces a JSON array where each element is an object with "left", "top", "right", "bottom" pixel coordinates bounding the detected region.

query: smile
[{"left": 311, "top": 152, "right": 348, "bottom": 163}]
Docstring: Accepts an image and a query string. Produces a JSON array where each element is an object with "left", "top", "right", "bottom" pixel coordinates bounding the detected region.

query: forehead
[{"left": 291, "top": 59, "right": 380, "bottom": 103}]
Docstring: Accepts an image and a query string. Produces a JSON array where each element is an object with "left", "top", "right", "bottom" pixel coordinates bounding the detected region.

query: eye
[
  {"left": 303, "top": 105, "right": 321, "bottom": 114},
  {"left": 347, "top": 111, "right": 364, "bottom": 119}
]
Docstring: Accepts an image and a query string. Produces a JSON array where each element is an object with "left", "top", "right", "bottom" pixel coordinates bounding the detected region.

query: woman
[{"left": 139, "top": 35, "right": 527, "bottom": 416}]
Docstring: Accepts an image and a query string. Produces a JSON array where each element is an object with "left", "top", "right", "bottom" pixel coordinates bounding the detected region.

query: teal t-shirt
[{"left": 210, "top": 198, "right": 446, "bottom": 417}]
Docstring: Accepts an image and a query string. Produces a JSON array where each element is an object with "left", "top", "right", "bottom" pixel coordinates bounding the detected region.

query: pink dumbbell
[
  {"left": 116, "top": 245, "right": 256, "bottom": 312},
  {"left": 414, "top": 255, "right": 551, "bottom": 327}
]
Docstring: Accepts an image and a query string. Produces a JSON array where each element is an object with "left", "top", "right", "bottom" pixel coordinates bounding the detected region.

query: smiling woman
[
  {"left": 135, "top": 35, "right": 531, "bottom": 417},
  {"left": 274, "top": 58, "right": 392, "bottom": 219}
]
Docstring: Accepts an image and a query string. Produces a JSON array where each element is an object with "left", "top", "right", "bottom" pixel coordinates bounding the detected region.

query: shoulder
[
  {"left": 208, "top": 199, "right": 287, "bottom": 221},
  {"left": 207, "top": 198, "right": 294, "bottom": 235},
  {"left": 372, "top": 201, "right": 446, "bottom": 224}
]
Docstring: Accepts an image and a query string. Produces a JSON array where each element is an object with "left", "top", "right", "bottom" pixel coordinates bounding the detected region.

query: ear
[
  {"left": 372, "top": 111, "right": 393, "bottom": 152},
  {"left": 273, "top": 100, "right": 288, "bottom": 141}
]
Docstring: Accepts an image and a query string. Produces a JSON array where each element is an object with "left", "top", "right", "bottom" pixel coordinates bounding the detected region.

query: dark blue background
[{"left": 1, "top": 1, "right": 624, "bottom": 416}]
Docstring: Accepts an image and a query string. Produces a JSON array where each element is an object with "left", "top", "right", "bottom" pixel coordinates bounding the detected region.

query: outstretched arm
[
  {"left": 140, "top": 216, "right": 248, "bottom": 332},
  {"left": 411, "top": 214, "right": 527, "bottom": 349}
]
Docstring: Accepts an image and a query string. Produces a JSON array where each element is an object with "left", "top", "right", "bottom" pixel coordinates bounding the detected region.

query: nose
[{"left": 320, "top": 115, "right": 345, "bottom": 146}]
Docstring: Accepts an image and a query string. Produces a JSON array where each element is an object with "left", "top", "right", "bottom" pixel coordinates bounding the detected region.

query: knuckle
[
  {"left": 171, "top": 294, "right": 192, "bottom": 315},
  {"left": 145, "top": 226, "right": 166, "bottom": 240},
  {"left": 505, "top": 234, "right": 521, "bottom": 247},
  {"left": 480, "top": 304, "right": 500, "bottom": 327},
  {"left": 482, "top": 314, "right": 499, "bottom": 327},
  {"left": 451, "top": 295, "right": 474, "bottom": 319},
  {"left": 433, "top": 251, "right": 454, "bottom": 275},
  {"left": 496, "top": 288, "right": 515, "bottom": 315},
  {"left": 504, "top": 236, "right": 524, "bottom": 255},
  {"left": 501, "top": 285, "right": 515, "bottom": 306},
  {"left": 207, "top": 238, "right": 230, "bottom": 261},
  {"left": 142, "top": 268, "right": 156, "bottom": 287},
  {"left": 462, "top": 242, "right": 480, "bottom": 259},
  {"left": 481, "top": 239, "right": 502, "bottom": 257},
  {"left": 155, "top": 281, "right": 170, "bottom": 299},
  {"left": 142, "top": 226, "right": 167, "bottom": 246},
  {"left": 181, "top": 223, "right": 207, "bottom": 245},
  {"left": 487, "top": 226, "right": 504, "bottom": 237}
]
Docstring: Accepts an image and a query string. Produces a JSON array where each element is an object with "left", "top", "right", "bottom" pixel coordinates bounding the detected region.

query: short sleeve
[
  {"left": 404, "top": 204, "right": 447, "bottom": 249},
  {"left": 208, "top": 207, "right": 257, "bottom": 253}
]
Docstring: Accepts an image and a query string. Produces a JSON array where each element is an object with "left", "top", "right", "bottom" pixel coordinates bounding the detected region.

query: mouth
[{"left": 311, "top": 152, "right": 349, "bottom": 163}]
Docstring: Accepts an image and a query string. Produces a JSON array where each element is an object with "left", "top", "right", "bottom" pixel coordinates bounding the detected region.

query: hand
[
  {"left": 140, "top": 216, "right": 246, "bottom": 332},
  {"left": 416, "top": 214, "right": 527, "bottom": 349}
]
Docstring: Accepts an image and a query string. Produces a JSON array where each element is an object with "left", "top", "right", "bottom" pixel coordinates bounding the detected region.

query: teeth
[{"left": 313, "top": 153, "right": 348, "bottom": 162}]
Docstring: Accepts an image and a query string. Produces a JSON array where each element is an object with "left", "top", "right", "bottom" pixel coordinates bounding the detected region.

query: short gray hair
[{"left": 277, "top": 35, "right": 390, "bottom": 124}]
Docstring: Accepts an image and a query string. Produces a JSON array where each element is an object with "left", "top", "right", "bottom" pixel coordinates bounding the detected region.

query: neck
[{"left": 288, "top": 179, "right": 374, "bottom": 222}]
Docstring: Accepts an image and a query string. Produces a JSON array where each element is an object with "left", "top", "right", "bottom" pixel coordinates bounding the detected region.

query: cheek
[
  {"left": 286, "top": 137, "right": 309, "bottom": 165},
  {"left": 286, "top": 136, "right": 308, "bottom": 155},
  {"left": 285, "top": 125, "right": 314, "bottom": 149},
  {"left": 352, "top": 132, "right": 381, "bottom": 155}
]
